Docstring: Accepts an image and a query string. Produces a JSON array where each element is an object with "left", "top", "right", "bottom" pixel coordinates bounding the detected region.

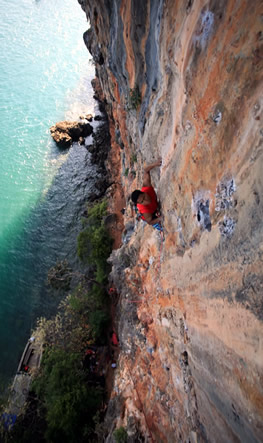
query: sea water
[{"left": 0, "top": 0, "right": 95, "bottom": 389}]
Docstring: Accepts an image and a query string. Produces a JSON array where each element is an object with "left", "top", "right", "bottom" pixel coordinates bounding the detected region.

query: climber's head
[{"left": 131, "top": 189, "right": 143, "bottom": 205}]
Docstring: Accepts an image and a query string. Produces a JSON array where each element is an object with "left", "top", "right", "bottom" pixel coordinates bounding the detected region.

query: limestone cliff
[{"left": 79, "top": 1, "right": 263, "bottom": 441}]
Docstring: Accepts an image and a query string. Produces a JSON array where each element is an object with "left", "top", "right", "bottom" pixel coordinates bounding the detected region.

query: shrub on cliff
[
  {"left": 47, "top": 259, "right": 72, "bottom": 290},
  {"left": 87, "top": 225, "right": 112, "bottom": 264},
  {"left": 89, "top": 309, "right": 110, "bottom": 343},
  {"left": 86, "top": 199, "right": 107, "bottom": 221},
  {"left": 77, "top": 200, "right": 113, "bottom": 275},
  {"left": 113, "top": 426, "right": 128, "bottom": 443},
  {"left": 32, "top": 347, "right": 103, "bottom": 442},
  {"left": 69, "top": 284, "right": 110, "bottom": 344},
  {"left": 129, "top": 86, "right": 141, "bottom": 110}
]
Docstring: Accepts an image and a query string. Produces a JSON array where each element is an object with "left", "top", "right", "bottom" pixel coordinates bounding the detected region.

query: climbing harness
[
  {"left": 152, "top": 222, "right": 163, "bottom": 231},
  {"left": 156, "top": 229, "right": 164, "bottom": 275},
  {"left": 134, "top": 204, "right": 163, "bottom": 231}
]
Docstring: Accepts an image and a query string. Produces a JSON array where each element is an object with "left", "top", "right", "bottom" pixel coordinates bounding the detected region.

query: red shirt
[{"left": 137, "top": 186, "right": 158, "bottom": 217}]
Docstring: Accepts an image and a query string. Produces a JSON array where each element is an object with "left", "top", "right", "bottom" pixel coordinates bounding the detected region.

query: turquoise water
[{"left": 0, "top": 0, "right": 95, "bottom": 387}]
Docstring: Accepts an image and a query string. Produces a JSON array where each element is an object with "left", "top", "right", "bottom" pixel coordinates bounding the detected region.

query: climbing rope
[{"left": 156, "top": 228, "right": 164, "bottom": 276}]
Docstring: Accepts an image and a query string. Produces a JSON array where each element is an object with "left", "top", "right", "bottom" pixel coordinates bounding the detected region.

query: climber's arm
[{"left": 142, "top": 159, "right": 162, "bottom": 187}]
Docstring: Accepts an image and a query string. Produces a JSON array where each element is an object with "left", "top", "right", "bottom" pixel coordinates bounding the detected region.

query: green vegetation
[
  {"left": 4, "top": 280, "right": 109, "bottom": 441},
  {"left": 77, "top": 200, "right": 112, "bottom": 277},
  {"left": 47, "top": 260, "right": 72, "bottom": 290},
  {"left": 113, "top": 426, "right": 128, "bottom": 443},
  {"left": 131, "top": 153, "right": 137, "bottom": 164},
  {"left": 77, "top": 201, "right": 113, "bottom": 344},
  {"left": 124, "top": 167, "right": 129, "bottom": 177},
  {"left": 32, "top": 348, "right": 103, "bottom": 442},
  {"left": 129, "top": 86, "right": 141, "bottom": 110},
  {"left": 89, "top": 310, "right": 109, "bottom": 342},
  {"left": 2, "top": 199, "right": 114, "bottom": 442}
]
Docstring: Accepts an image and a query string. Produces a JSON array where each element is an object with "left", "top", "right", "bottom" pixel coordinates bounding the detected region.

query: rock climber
[
  {"left": 110, "top": 330, "right": 119, "bottom": 347},
  {"left": 131, "top": 159, "right": 162, "bottom": 229}
]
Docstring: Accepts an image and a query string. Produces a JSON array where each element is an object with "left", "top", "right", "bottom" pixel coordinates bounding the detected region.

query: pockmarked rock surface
[{"left": 79, "top": 0, "right": 263, "bottom": 441}]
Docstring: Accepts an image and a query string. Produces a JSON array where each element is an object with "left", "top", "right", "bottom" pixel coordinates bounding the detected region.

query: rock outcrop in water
[
  {"left": 79, "top": 1, "right": 263, "bottom": 441},
  {"left": 50, "top": 120, "right": 93, "bottom": 148}
]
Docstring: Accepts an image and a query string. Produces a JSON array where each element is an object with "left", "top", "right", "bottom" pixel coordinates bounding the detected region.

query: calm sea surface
[{"left": 0, "top": 0, "right": 95, "bottom": 389}]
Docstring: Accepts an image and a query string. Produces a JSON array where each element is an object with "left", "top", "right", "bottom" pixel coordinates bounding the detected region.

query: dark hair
[{"left": 131, "top": 190, "right": 143, "bottom": 204}]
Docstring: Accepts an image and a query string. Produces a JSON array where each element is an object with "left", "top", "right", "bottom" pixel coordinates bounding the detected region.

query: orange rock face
[{"left": 80, "top": 0, "right": 263, "bottom": 441}]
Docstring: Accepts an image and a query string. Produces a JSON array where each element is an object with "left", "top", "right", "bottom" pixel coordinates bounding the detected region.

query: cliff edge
[{"left": 79, "top": 1, "right": 263, "bottom": 441}]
